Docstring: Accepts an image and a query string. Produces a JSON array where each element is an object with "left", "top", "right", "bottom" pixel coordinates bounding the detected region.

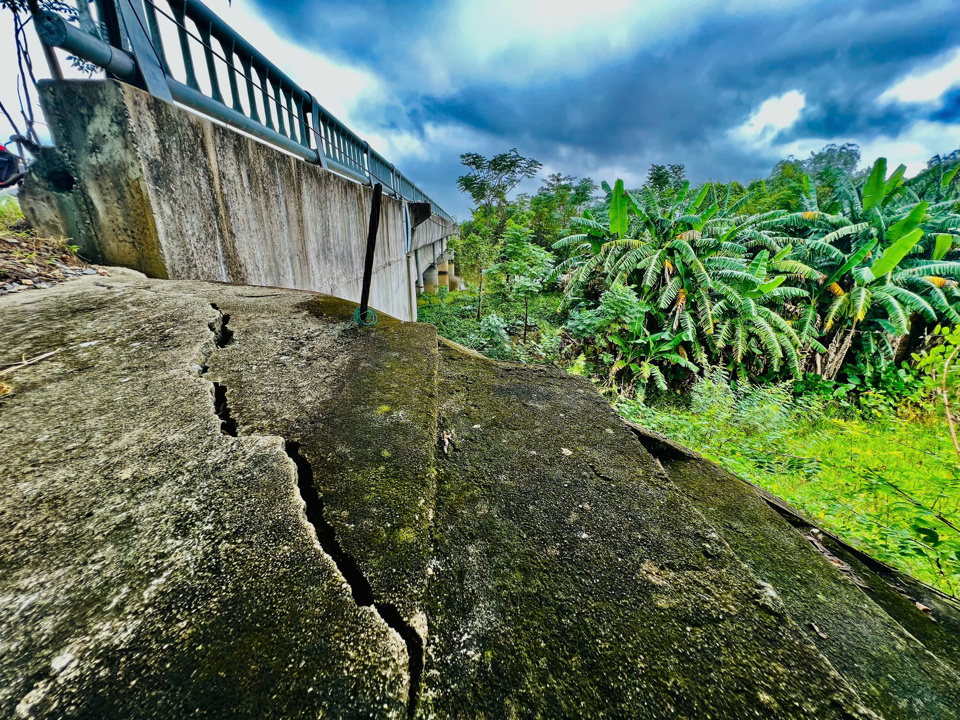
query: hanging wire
[{"left": 124, "top": 0, "right": 166, "bottom": 69}]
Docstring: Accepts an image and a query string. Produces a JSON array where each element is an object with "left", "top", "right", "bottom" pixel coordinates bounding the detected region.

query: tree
[
  {"left": 798, "top": 143, "right": 861, "bottom": 177},
  {"left": 646, "top": 165, "right": 670, "bottom": 196},
  {"left": 771, "top": 157, "right": 960, "bottom": 378},
  {"left": 490, "top": 226, "right": 554, "bottom": 343},
  {"left": 542, "top": 172, "right": 575, "bottom": 191},
  {"left": 456, "top": 150, "right": 543, "bottom": 320},
  {"left": 571, "top": 177, "right": 599, "bottom": 212},
  {"left": 668, "top": 164, "right": 687, "bottom": 192},
  {"left": 456, "top": 149, "right": 542, "bottom": 240},
  {"left": 526, "top": 174, "right": 596, "bottom": 248}
]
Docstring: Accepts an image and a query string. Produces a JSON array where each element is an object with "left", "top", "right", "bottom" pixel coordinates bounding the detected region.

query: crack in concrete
[
  {"left": 209, "top": 303, "right": 234, "bottom": 348},
  {"left": 212, "top": 382, "right": 238, "bottom": 437},
  {"left": 202, "top": 303, "right": 423, "bottom": 718},
  {"left": 285, "top": 441, "right": 424, "bottom": 720}
]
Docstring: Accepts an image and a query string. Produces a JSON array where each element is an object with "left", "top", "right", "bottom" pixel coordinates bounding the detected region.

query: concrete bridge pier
[
  {"left": 437, "top": 251, "right": 450, "bottom": 291},
  {"left": 412, "top": 243, "right": 435, "bottom": 296},
  {"left": 422, "top": 263, "right": 439, "bottom": 294},
  {"left": 448, "top": 250, "right": 462, "bottom": 291}
]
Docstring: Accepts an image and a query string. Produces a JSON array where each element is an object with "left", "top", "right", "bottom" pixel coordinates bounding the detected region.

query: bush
[
  {"left": 479, "top": 312, "right": 511, "bottom": 358},
  {"left": 418, "top": 289, "right": 564, "bottom": 363}
]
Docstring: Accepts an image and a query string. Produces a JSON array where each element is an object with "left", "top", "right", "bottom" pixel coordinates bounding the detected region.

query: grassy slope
[
  {"left": 421, "top": 285, "right": 960, "bottom": 594},
  {"left": 621, "top": 399, "right": 960, "bottom": 595}
]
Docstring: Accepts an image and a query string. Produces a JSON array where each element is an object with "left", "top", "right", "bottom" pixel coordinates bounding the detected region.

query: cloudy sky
[{"left": 3, "top": 0, "right": 960, "bottom": 217}]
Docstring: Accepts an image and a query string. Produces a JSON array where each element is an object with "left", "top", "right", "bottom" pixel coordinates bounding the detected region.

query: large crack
[
  {"left": 209, "top": 303, "right": 234, "bottom": 347},
  {"left": 203, "top": 303, "right": 423, "bottom": 718},
  {"left": 285, "top": 441, "right": 424, "bottom": 719}
]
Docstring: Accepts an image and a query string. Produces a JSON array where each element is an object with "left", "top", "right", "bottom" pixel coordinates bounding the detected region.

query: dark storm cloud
[
  {"left": 248, "top": 0, "right": 445, "bottom": 68},
  {"left": 932, "top": 90, "right": 960, "bottom": 123},
  {"left": 253, "top": 0, "right": 960, "bottom": 217}
]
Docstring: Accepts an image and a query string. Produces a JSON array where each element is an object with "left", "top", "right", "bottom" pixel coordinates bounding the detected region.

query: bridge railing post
[{"left": 115, "top": 0, "right": 173, "bottom": 101}]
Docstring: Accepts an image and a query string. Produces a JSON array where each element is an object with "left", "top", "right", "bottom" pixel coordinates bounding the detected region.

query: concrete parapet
[{"left": 20, "top": 79, "right": 457, "bottom": 322}]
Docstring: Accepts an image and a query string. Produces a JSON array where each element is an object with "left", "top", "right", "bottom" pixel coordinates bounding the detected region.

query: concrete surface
[{"left": 1, "top": 274, "right": 959, "bottom": 719}]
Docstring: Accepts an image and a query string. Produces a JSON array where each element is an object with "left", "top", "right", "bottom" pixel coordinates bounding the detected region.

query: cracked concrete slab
[
  {"left": 0, "top": 275, "right": 407, "bottom": 719},
  {"left": 2, "top": 274, "right": 960, "bottom": 719},
  {"left": 423, "top": 342, "right": 875, "bottom": 719}
]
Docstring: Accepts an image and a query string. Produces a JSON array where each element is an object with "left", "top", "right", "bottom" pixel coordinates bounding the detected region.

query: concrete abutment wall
[{"left": 20, "top": 80, "right": 457, "bottom": 321}]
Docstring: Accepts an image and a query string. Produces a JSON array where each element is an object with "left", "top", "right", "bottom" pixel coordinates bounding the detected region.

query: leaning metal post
[{"left": 356, "top": 183, "right": 384, "bottom": 326}]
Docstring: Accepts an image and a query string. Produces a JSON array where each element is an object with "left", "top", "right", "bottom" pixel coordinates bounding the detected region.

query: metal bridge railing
[{"left": 33, "top": 0, "right": 453, "bottom": 222}]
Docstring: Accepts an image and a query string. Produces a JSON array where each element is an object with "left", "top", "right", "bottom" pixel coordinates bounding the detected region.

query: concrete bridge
[{"left": 20, "top": 0, "right": 460, "bottom": 321}]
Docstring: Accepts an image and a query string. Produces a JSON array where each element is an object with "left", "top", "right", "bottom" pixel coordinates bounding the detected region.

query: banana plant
[
  {"left": 812, "top": 220, "right": 956, "bottom": 379},
  {"left": 608, "top": 322, "right": 699, "bottom": 397},
  {"left": 548, "top": 209, "right": 612, "bottom": 286},
  {"left": 710, "top": 249, "right": 812, "bottom": 378}
]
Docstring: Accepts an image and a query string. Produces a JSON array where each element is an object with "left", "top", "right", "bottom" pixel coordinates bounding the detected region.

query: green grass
[
  {"left": 0, "top": 195, "right": 24, "bottom": 234},
  {"left": 620, "top": 389, "right": 960, "bottom": 595}
]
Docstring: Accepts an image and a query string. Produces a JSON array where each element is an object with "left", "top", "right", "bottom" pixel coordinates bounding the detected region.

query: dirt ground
[{"left": 0, "top": 213, "right": 106, "bottom": 296}]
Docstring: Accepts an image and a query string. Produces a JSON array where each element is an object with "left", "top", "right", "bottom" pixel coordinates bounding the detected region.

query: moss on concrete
[
  {"left": 642, "top": 433, "right": 960, "bottom": 719},
  {"left": 420, "top": 344, "right": 876, "bottom": 719},
  {"left": 199, "top": 290, "right": 439, "bottom": 632},
  {"left": 3, "top": 275, "right": 958, "bottom": 718},
  {"left": 0, "top": 276, "right": 407, "bottom": 719}
]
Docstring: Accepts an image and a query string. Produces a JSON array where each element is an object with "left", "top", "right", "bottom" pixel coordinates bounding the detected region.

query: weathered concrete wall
[
  {"left": 20, "top": 80, "right": 457, "bottom": 321},
  {"left": 411, "top": 215, "right": 451, "bottom": 251}
]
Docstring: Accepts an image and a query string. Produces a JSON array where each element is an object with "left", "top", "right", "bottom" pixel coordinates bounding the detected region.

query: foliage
[
  {"left": 549, "top": 151, "right": 960, "bottom": 394},
  {"left": 645, "top": 163, "right": 687, "bottom": 202},
  {"left": 914, "top": 324, "right": 960, "bottom": 460},
  {"left": 489, "top": 227, "right": 554, "bottom": 293},
  {"left": 457, "top": 149, "right": 542, "bottom": 241},
  {"left": 443, "top": 143, "right": 960, "bottom": 592},
  {"left": 0, "top": 194, "right": 24, "bottom": 234},
  {"left": 620, "top": 373, "right": 960, "bottom": 594},
  {"left": 418, "top": 288, "right": 565, "bottom": 363},
  {"left": 478, "top": 312, "right": 511, "bottom": 358}
]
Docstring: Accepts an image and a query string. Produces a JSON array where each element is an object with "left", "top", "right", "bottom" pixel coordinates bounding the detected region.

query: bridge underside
[{"left": 20, "top": 79, "right": 457, "bottom": 321}]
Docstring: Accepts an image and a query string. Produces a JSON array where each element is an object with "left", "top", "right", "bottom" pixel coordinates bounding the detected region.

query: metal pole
[
  {"left": 34, "top": 11, "right": 137, "bottom": 79},
  {"left": 357, "top": 183, "right": 383, "bottom": 325}
]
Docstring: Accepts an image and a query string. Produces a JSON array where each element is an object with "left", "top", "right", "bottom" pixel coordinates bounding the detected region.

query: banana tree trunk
[{"left": 822, "top": 323, "right": 857, "bottom": 381}]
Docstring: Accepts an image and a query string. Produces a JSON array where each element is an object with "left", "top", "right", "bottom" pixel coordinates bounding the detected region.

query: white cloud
[
  {"left": 774, "top": 120, "right": 960, "bottom": 176},
  {"left": 879, "top": 46, "right": 960, "bottom": 104},
  {"left": 730, "top": 87, "right": 960, "bottom": 177},
  {"left": 731, "top": 90, "right": 806, "bottom": 146},
  {"left": 200, "top": 1, "right": 383, "bottom": 127},
  {"left": 857, "top": 121, "right": 960, "bottom": 175}
]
